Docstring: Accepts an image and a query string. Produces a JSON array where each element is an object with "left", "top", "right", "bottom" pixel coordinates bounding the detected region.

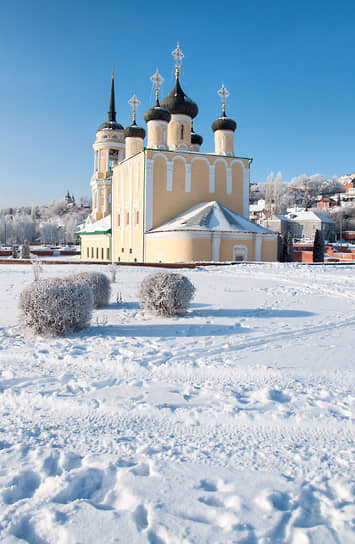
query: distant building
[
  {"left": 317, "top": 195, "right": 338, "bottom": 209},
  {"left": 262, "top": 210, "right": 336, "bottom": 241},
  {"left": 65, "top": 191, "right": 75, "bottom": 207}
]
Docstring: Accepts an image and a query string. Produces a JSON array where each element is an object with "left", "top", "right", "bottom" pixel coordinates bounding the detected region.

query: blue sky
[{"left": 1, "top": 0, "right": 354, "bottom": 207}]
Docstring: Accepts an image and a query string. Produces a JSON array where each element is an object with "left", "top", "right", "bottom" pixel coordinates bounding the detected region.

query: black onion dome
[
  {"left": 191, "top": 130, "right": 203, "bottom": 146},
  {"left": 160, "top": 77, "right": 198, "bottom": 119},
  {"left": 98, "top": 120, "right": 124, "bottom": 131},
  {"left": 124, "top": 121, "right": 146, "bottom": 139},
  {"left": 212, "top": 114, "right": 237, "bottom": 132},
  {"left": 144, "top": 102, "right": 171, "bottom": 123}
]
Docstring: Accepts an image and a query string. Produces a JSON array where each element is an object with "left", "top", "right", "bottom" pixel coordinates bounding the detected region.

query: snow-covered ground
[{"left": 0, "top": 263, "right": 354, "bottom": 543}]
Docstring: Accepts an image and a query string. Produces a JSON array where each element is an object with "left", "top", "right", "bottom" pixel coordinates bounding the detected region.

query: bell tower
[{"left": 91, "top": 71, "right": 125, "bottom": 221}]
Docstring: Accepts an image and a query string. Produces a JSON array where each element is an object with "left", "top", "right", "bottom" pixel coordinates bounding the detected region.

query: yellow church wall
[
  {"left": 80, "top": 234, "right": 111, "bottom": 261},
  {"left": 219, "top": 238, "right": 254, "bottom": 262},
  {"left": 146, "top": 149, "right": 249, "bottom": 230},
  {"left": 191, "top": 159, "right": 210, "bottom": 199},
  {"left": 261, "top": 240, "right": 278, "bottom": 262},
  {"left": 112, "top": 153, "right": 145, "bottom": 262},
  {"left": 145, "top": 236, "right": 211, "bottom": 262}
]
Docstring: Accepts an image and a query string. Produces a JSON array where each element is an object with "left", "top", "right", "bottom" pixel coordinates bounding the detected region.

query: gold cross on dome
[
  {"left": 128, "top": 93, "right": 140, "bottom": 122},
  {"left": 150, "top": 68, "right": 164, "bottom": 103},
  {"left": 172, "top": 42, "right": 184, "bottom": 77},
  {"left": 218, "top": 83, "right": 230, "bottom": 116}
]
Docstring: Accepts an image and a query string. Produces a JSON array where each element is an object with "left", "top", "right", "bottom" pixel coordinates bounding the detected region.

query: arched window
[{"left": 180, "top": 125, "right": 184, "bottom": 140}]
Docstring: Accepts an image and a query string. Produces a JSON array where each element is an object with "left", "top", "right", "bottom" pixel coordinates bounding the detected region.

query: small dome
[
  {"left": 191, "top": 130, "right": 203, "bottom": 146},
  {"left": 161, "top": 77, "right": 198, "bottom": 119},
  {"left": 144, "top": 102, "right": 171, "bottom": 123},
  {"left": 97, "top": 120, "right": 124, "bottom": 132},
  {"left": 124, "top": 121, "right": 146, "bottom": 139},
  {"left": 212, "top": 115, "right": 237, "bottom": 132}
]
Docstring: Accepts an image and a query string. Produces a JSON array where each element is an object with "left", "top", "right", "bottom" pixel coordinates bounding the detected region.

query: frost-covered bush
[
  {"left": 138, "top": 272, "right": 195, "bottom": 316},
  {"left": 68, "top": 272, "right": 111, "bottom": 307},
  {"left": 19, "top": 278, "right": 93, "bottom": 336}
]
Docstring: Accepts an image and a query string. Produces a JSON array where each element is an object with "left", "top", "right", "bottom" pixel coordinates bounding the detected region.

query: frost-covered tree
[
  {"left": 21, "top": 240, "right": 30, "bottom": 259},
  {"left": 68, "top": 272, "right": 111, "bottom": 307},
  {"left": 138, "top": 272, "right": 195, "bottom": 316},
  {"left": 273, "top": 171, "right": 283, "bottom": 214},
  {"left": 19, "top": 278, "right": 93, "bottom": 336},
  {"left": 264, "top": 172, "right": 274, "bottom": 217}
]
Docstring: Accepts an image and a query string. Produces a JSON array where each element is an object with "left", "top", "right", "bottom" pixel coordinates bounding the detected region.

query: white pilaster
[
  {"left": 166, "top": 161, "right": 173, "bottom": 191},
  {"left": 121, "top": 170, "right": 125, "bottom": 248},
  {"left": 226, "top": 165, "right": 232, "bottom": 194},
  {"left": 145, "top": 159, "right": 154, "bottom": 231},
  {"left": 129, "top": 166, "right": 133, "bottom": 248},
  {"left": 212, "top": 233, "right": 221, "bottom": 261},
  {"left": 209, "top": 164, "right": 215, "bottom": 193},
  {"left": 254, "top": 235, "right": 262, "bottom": 261},
  {"left": 104, "top": 186, "right": 108, "bottom": 213},
  {"left": 185, "top": 163, "right": 191, "bottom": 192},
  {"left": 243, "top": 167, "right": 250, "bottom": 218}
]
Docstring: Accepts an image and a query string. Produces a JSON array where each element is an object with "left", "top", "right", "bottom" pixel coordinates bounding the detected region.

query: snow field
[{"left": 0, "top": 263, "right": 354, "bottom": 543}]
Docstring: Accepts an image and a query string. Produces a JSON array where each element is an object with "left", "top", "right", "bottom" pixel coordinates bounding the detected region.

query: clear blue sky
[{"left": 1, "top": 0, "right": 354, "bottom": 207}]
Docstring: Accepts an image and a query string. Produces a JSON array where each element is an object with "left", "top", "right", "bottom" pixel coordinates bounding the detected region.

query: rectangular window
[
  {"left": 86, "top": 247, "right": 89, "bottom": 258},
  {"left": 101, "top": 248, "right": 104, "bottom": 260},
  {"left": 117, "top": 213, "right": 120, "bottom": 227},
  {"left": 136, "top": 210, "right": 139, "bottom": 225},
  {"left": 91, "top": 247, "right": 94, "bottom": 258},
  {"left": 129, "top": 248, "right": 132, "bottom": 254},
  {"left": 126, "top": 212, "right": 130, "bottom": 225},
  {"left": 106, "top": 248, "right": 110, "bottom": 260},
  {"left": 121, "top": 248, "right": 124, "bottom": 253},
  {"left": 96, "top": 247, "right": 98, "bottom": 259}
]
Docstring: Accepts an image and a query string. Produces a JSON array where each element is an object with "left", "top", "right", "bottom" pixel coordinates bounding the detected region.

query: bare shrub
[
  {"left": 31, "top": 258, "right": 42, "bottom": 281},
  {"left": 19, "top": 278, "right": 93, "bottom": 336},
  {"left": 68, "top": 272, "right": 111, "bottom": 307},
  {"left": 138, "top": 272, "right": 195, "bottom": 316},
  {"left": 107, "top": 263, "right": 117, "bottom": 283}
]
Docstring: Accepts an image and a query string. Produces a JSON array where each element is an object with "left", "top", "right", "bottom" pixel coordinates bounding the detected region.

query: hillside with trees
[{"left": 0, "top": 197, "right": 91, "bottom": 246}]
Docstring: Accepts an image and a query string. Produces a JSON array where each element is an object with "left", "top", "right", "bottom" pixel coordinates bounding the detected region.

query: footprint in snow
[
  {"left": 133, "top": 504, "right": 149, "bottom": 531},
  {"left": 3, "top": 470, "right": 41, "bottom": 504},
  {"left": 199, "top": 479, "right": 218, "bottom": 492}
]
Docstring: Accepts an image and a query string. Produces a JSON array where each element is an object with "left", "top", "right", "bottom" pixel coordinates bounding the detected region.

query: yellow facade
[{"left": 80, "top": 233, "right": 111, "bottom": 261}]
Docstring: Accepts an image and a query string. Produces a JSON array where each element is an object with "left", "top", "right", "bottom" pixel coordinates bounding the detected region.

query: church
[{"left": 78, "top": 44, "right": 278, "bottom": 263}]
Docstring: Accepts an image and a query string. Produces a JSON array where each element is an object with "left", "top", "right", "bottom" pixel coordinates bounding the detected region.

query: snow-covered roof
[
  {"left": 149, "top": 202, "right": 273, "bottom": 234},
  {"left": 77, "top": 214, "right": 111, "bottom": 234},
  {"left": 287, "top": 210, "right": 335, "bottom": 223},
  {"left": 266, "top": 214, "right": 293, "bottom": 222}
]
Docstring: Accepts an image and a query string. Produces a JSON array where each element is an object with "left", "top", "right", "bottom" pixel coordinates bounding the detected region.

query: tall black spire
[
  {"left": 108, "top": 72, "right": 116, "bottom": 123},
  {"left": 97, "top": 71, "right": 123, "bottom": 131}
]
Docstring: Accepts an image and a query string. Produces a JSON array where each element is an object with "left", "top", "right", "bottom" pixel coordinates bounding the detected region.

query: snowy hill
[{"left": 0, "top": 263, "right": 354, "bottom": 543}]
